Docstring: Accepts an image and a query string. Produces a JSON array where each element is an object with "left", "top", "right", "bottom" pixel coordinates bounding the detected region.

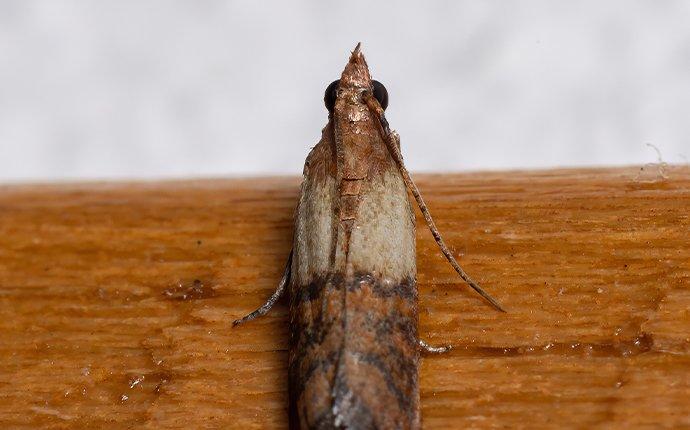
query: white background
[{"left": 1, "top": 1, "right": 688, "bottom": 181}]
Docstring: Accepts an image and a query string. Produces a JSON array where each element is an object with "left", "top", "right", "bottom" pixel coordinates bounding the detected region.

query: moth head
[
  {"left": 324, "top": 79, "right": 387, "bottom": 114},
  {"left": 324, "top": 43, "right": 388, "bottom": 114}
]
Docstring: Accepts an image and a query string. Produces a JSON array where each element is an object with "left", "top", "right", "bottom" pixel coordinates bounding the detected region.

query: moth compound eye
[
  {"left": 372, "top": 80, "right": 388, "bottom": 111},
  {"left": 324, "top": 80, "right": 340, "bottom": 113}
]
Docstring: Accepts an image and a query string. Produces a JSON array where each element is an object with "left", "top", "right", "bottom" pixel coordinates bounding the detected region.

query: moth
[{"left": 234, "top": 43, "right": 503, "bottom": 430}]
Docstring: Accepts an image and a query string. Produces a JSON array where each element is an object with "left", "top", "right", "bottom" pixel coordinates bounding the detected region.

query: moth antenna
[
  {"left": 233, "top": 250, "right": 293, "bottom": 326},
  {"left": 363, "top": 93, "right": 505, "bottom": 312}
]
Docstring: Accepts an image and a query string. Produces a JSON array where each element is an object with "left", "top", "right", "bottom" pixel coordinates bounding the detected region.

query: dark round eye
[
  {"left": 372, "top": 80, "right": 388, "bottom": 110},
  {"left": 324, "top": 80, "right": 339, "bottom": 113}
]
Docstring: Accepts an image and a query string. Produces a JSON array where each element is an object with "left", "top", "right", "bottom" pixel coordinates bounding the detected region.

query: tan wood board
[{"left": 0, "top": 166, "right": 688, "bottom": 429}]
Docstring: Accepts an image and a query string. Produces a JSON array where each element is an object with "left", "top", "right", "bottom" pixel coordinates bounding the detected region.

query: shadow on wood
[{"left": 0, "top": 166, "right": 688, "bottom": 428}]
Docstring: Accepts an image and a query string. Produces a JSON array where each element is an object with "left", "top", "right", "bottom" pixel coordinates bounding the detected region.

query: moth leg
[
  {"left": 363, "top": 92, "right": 505, "bottom": 312},
  {"left": 418, "top": 339, "right": 452, "bottom": 354},
  {"left": 232, "top": 250, "right": 292, "bottom": 327}
]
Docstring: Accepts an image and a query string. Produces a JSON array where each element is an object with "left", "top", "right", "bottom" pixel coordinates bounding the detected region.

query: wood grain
[{"left": 0, "top": 166, "right": 688, "bottom": 429}]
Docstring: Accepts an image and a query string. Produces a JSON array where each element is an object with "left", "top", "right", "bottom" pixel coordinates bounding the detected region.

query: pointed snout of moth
[{"left": 339, "top": 43, "right": 372, "bottom": 90}]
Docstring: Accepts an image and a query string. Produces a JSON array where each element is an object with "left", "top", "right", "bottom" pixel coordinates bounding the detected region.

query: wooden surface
[{"left": 0, "top": 166, "right": 688, "bottom": 429}]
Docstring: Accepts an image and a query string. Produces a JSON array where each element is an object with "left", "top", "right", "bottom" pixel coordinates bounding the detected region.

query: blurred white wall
[{"left": 0, "top": 1, "right": 688, "bottom": 181}]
